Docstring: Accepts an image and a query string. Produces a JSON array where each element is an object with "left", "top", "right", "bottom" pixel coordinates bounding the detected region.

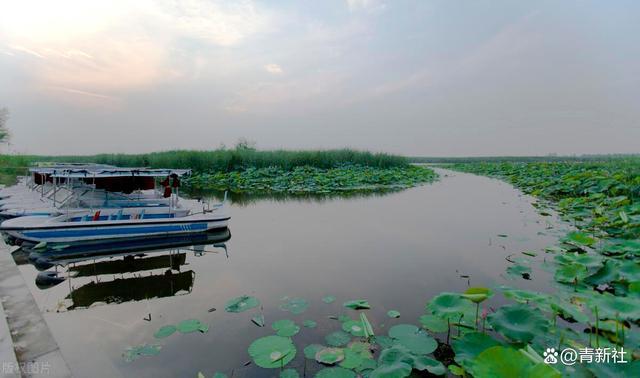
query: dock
[{"left": 0, "top": 241, "right": 71, "bottom": 377}]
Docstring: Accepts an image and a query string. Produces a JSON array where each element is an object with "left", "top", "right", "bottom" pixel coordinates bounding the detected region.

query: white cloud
[
  {"left": 0, "top": 0, "right": 270, "bottom": 95},
  {"left": 346, "top": 0, "right": 385, "bottom": 12},
  {"left": 264, "top": 63, "right": 283, "bottom": 75}
]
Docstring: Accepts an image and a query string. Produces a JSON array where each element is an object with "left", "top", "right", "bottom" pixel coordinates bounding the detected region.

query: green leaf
[
  {"left": 325, "top": 331, "right": 351, "bottom": 347},
  {"left": 303, "top": 320, "right": 317, "bottom": 328},
  {"left": 225, "top": 295, "right": 260, "bottom": 313},
  {"left": 279, "top": 369, "right": 299, "bottom": 378},
  {"left": 388, "top": 324, "right": 437, "bottom": 354},
  {"left": 153, "top": 325, "right": 176, "bottom": 339},
  {"left": 463, "top": 287, "right": 494, "bottom": 303},
  {"left": 315, "top": 347, "right": 345, "bottom": 365},
  {"left": 251, "top": 314, "right": 265, "bottom": 327},
  {"left": 272, "top": 319, "right": 300, "bottom": 337},
  {"left": 468, "top": 346, "right": 559, "bottom": 378},
  {"left": 343, "top": 299, "right": 370, "bottom": 310},
  {"left": 247, "top": 335, "right": 296, "bottom": 369},
  {"left": 322, "top": 295, "right": 336, "bottom": 304},
  {"left": 303, "top": 344, "right": 324, "bottom": 359},
  {"left": 487, "top": 304, "right": 549, "bottom": 343},
  {"left": 427, "top": 292, "right": 475, "bottom": 320},
  {"left": 315, "top": 367, "right": 356, "bottom": 378},
  {"left": 387, "top": 310, "right": 401, "bottom": 318},
  {"left": 418, "top": 314, "right": 448, "bottom": 333},
  {"left": 342, "top": 320, "right": 365, "bottom": 336},
  {"left": 176, "top": 319, "right": 206, "bottom": 334},
  {"left": 452, "top": 332, "right": 501, "bottom": 369},
  {"left": 280, "top": 297, "right": 309, "bottom": 315}
]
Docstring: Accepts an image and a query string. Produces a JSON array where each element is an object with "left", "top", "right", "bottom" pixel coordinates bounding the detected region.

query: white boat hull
[{"left": 1, "top": 214, "right": 230, "bottom": 243}]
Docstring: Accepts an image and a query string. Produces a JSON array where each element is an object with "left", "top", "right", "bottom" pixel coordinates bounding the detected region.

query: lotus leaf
[
  {"left": 507, "top": 263, "right": 532, "bottom": 279},
  {"left": 154, "top": 325, "right": 176, "bottom": 339},
  {"left": 212, "top": 373, "right": 227, "bottom": 378},
  {"left": 463, "top": 287, "right": 493, "bottom": 303},
  {"left": 564, "top": 231, "right": 596, "bottom": 247},
  {"left": 280, "top": 297, "right": 309, "bottom": 315},
  {"left": 487, "top": 304, "right": 549, "bottom": 343},
  {"left": 387, "top": 310, "right": 400, "bottom": 318},
  {"left": 225, "top": 295, "right": 259, "bottom": 313},
  {"left": 279, "top": 369, "right": 299, "bottom": 378},
  {"left": 418, "top": 314, "right": 448, "bottom": 332},
  {"left": 360, "top": 313, "right": 374, "bottom": 338},
  {"left": 388, "top": 324, "right": 437, "bottom": 354},
  {"left": 123, "top": 344, "right": 161, "bottom": 362},
  {"left": 325, "top": 331, "right": 351, "bottom": 347},
  {"left": 468, "top": 346, "right": 560, "bottom": 378},
  {"left": 177, "top": 319, "right": 207, "bottom": 334},
  {"left": 343, "top": 299, "right": 370, "bottom": 310},
  {"left": 554, "top": 263, "right": 588, "bottom": 283},
  {"left": 247, "top": 335, "right": 296, "bottom": 368},
  {"left": 500, "top": 286, "right": 550, "bottom": 304},
  {"left": 303, "top": 320, "right": 317, "bottom": 328},
  {"left": 304, "top": 344, "right": 324, "bottom": 359},
  {"left": 426, "top": 292, "right": 474, "bottom": 320},
  {"left": 342, "top": 319, "right": 365, "bottom": 336},
  {"left": 272, "top": 319, "right": 300, "bottom": 337},
  {"left": 315, "top": 347, "right": 345, "bottom": 365},
  {"left": 315, "top": 367, "right": 356, "bottom": 378},
  {"left": 549, "top": 300, "right": 589, "bottom": 323},
  {"left": 590, "top": 294, "right": 640, "bottom": 321},
  {"left": 251, "top": 314, "right": 265, "bottom": 327},
  {"left": 451, "top": 332, "right": 501, "bottom": 369},
  {"left": 322, "top": 295, "right": 336, "bottom": 304}
]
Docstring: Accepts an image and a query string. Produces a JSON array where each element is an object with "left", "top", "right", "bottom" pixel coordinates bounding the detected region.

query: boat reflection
[{"left": 17, "top": 229, "right": 231, "bottom": 310}]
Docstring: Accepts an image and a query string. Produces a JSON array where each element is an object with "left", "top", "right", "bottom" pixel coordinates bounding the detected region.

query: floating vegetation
[
  {"left": 341, "top": 319, "right": 365, "bottom": 337},
  {"left": 322, "top": 295, "right": 336, "bottom": 304},
  {"left": 186, "top": 165, "right": 437, "bottom": 195},
  {"left": 225, "top": 295, "right": 260, "bottom": 313},
  {"left": 325, "top": 331, "right": 352, "bottom": 347},
  {"left": 176, "top": 319, "right": 208, "bottom": 334},
  {"left": 304, "top": 344, "right": 324, "bottom": 359},
  {"left": 303, "top": 320, "right": 317, "bottom": 328},
  {"left": 279, "top": 297, "right": 309, "bottom": 315},
  {"left": 343, "top": 299, "right": 370, "bottom": 310},
  {"left": 279, "top": 369, "right": 299, "bottom": 378},
  {"left": 315, "top": 367, "right": 356, "bottom": 378},
  {"left": 387, "top": 310, "right": 400, "bottom": 318},
  {"left": 123, "top": 344, "right": 162, "bottom": 362},
  {"left": 315, "top": 347, "right": 345, "bottom": 364},
  {"left": 272, "top": 319, "right": 300, "bottom": 337},
  {"left": 450, "top": 160, "right": 640, "bottom": 377},
  {"left": 247, "top": 335, "right": 296, "bottom": 369},
  {"left": 153, "top": 325, "right": 177, "bottom": 339},
  {"left": 388, "top": 324, "right": 437, "bottom": 355},
  {"left": 251, "top": 314, "right": 265, "bottom": 327}
]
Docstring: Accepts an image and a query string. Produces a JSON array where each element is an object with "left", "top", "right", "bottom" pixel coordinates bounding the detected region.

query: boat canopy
[{"left": 48, "top": 168, "right": 191, "bottom": 178}]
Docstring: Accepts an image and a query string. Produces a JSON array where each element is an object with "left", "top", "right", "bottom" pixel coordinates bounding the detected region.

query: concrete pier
[{"left": 0, "top": 242, "right": 71, "bottom": 377}]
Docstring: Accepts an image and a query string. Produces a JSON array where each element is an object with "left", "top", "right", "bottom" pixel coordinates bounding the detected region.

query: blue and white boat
[
  {"left": 1, "top": 203, "right": 229, "bottom": 244},
  {"left": 0, "top": 167, "right": 230, "bottom": 244}
]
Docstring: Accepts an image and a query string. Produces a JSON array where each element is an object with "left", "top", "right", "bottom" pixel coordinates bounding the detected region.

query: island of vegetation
[{"left": 0, "top": 146, "right": 437, "bottom": 195}]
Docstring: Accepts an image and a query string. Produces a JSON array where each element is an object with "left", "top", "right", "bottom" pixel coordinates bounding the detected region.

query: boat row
[{"left": 0, "top": 163, "right": 230, "bottom": 245}]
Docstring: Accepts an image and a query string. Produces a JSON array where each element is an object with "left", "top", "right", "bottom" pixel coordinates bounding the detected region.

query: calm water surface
[{"left": 16, "top": 169, "right": 568, "bottom": 377}]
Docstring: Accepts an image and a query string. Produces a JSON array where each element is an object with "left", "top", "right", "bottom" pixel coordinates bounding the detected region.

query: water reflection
[
  {"left": 185, "top": 188, "right": 400, "bottom": 206},
  {"left": 16, "top": 229, "right": 231, "bottom": 310}
]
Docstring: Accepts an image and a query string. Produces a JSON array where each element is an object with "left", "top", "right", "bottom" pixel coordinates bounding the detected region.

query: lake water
[{"left": 14, "top": 169, "right": 569, "bottom": 377}]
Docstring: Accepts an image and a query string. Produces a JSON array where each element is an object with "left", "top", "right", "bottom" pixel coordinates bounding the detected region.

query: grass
[{"left": 0, "top": 148, "right": 408, "bottom": 174}]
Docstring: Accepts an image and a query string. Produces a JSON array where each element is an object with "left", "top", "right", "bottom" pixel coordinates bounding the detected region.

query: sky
[{"left": 0, "top": 0, "right": 638, "bottom": 156}]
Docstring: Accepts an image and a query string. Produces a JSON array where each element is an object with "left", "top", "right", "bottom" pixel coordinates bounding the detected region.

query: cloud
[
  {"left": 264, "top": 63, "right": 283, "bottom": 75},
  {"left": 0, "top": 0, "right": 270, "bottom": 96},
  {"left": 346, "top": 0, "right": 385, "bottom": 12}
]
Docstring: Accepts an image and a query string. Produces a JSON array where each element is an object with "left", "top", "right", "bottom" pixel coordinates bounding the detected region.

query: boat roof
[
  {"left": 29, "top": 164, "right": 116, "bottom": 174},
  {"left": 48, "top": 168, "right": 191, "bottom": 178}
]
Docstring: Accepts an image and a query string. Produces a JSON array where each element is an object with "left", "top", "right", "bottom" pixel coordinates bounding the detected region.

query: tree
[{"left": 0, "top": 107, "right": 9, "bottom": 143}]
